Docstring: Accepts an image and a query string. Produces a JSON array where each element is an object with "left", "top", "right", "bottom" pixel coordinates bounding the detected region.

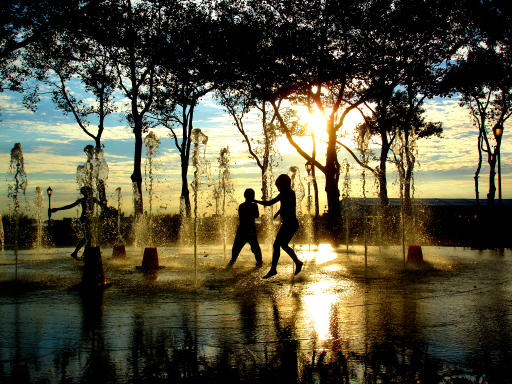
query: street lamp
[
  {"left": 305, "top": 161, "right": 312, "bottom": 214},
  {"left": 47, "top": 186, "right": 53, "bottom": 222},
  {"left": 305, "top": 161, "right": 313, "bottom": 175},
  {"left": 493, "top": 125, "right": 504, "bottom": 205}
]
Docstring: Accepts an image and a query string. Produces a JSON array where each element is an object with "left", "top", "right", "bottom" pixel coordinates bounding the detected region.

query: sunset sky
[{"left": 0, "top": 87, "right": 509, "bottom": 220}]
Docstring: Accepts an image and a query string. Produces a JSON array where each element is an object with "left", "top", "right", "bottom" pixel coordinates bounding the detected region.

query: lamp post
[
  {"left": 47, "top": 187, "right": 53, "bottom": 245},
  {"left": 47, "top": 186, "right": 52, "bottom": 218},
  {"left": 305, "top": 161, "right": 313, "bottom": 250},
  {"left": 305, "top": 161, "right": 312, "bottom": 214},
  {"left": 493, "top": 125, "right": 504, "bottom": 205}
]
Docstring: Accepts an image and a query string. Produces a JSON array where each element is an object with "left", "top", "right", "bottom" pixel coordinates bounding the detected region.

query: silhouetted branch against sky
[{"left": 0, "top": 0, "right": 510, "bottom": 217}]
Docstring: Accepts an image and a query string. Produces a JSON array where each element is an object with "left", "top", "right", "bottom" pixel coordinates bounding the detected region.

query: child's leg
[
  {"left": 266, "top": 221, "right": 302, "bottom": 276},
  {"left": 263, "top": 229, "right": 284, "bottom": 278},
  {"left": 229, "top": 230, "right": 246, "bottom": 267},
  {"left": 248, "top": 233, "right": 262, "bottom": 265},
  {"left": 71, "top": 238, "right": 86, "bottom": 260}
]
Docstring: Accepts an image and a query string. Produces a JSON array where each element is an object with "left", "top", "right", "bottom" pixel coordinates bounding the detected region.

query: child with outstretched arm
[
  {"left": 227, "top": 188, "right": 263, "bottom": 269},
  {"left": 49, "top": 186, "right": 106, "bottom": 260},
  {"left": 255, "top": 174, "right": 303, "bottom": 279}
]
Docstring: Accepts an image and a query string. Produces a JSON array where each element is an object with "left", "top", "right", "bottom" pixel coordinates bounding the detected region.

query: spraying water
[
  {"left": 304, "top": 167, "right": 314, "bottom": 251},
  {"left": 33, "top": 186, "right": 45, "bottom": 252},
  {"left": 77, "top": 146, "right": 108, "bottom": 198},
  {"left": 341, "top": 159, "right": 352, "bottom": 254},
  {"left": 191, "top": 128, "right": 209, "bottom": 281},
  {"left": 262, "top": 168, "right": 276, "bottom": 252},
  {"left": 216, "top": 147, "right": 235, "bottom": 259},
  {"left": 287, "top": 166, "right": 305, "bottom": 251},
  {"left": 0, "top": 213, "right": 4, "bottom": 252},
  {"left": 8, "top": 143, "right": 28, "bottom": 280},
  {"left": 393, "top": 130, "right": 410, "bottom": 267},
  {"left": 114, "top": 187, "right": 123, "bottom": 244},
  {"left": 288, "top": 166, "right": 305, "bottom": 217},
  {"left": 356, "top": 125, "right": 371, "bottom": 277},
  {"left": 76, "top": 145, "right": 109, "bottom": 246},
  {"left": 179, "top": 196, "right": 191, "bottom": 246},
  {"left": 144, "top": 131, "right": 161, "bottom": 246}
]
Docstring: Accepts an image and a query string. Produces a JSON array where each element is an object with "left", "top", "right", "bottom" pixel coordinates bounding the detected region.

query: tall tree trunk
[
  {"left": 475, "top": 130, "right": 483, "bottom": 206},
  {"left": 311, "top": 129, "right": 319, "bottom": 217},
  {"left": 131, "top": 126, "right": 143, "bottom": 216},
  {"left": 404, "top": 163, "right": 414, "bottom": 216},
  {"left": 377, "top": 157, "right": 389, "bottom": 207},
  {"left": 377, "top": 129, "right": 391, "bottom": 207},
  {"left": 325, "top": 130, "right": 341, "bottom": 229},
  {"left": 128, "top": 0, "right": 143, "bottom": 217},
  {"left": 403, "top": 131, "right": 414, "bottom": 217},
  {"left": 181, "top": 155, "right": 191, "bottom": 217}
]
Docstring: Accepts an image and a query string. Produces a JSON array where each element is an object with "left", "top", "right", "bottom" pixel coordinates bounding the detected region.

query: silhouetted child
[
  {"left": 227, "top": 188, "right": 263, "bottom": 269},
  {"left": 49, "top": 186, "right": 106, "bottom": 261},
  {"left": 255, "top": 174, "right": 303, "bottom": 279}
]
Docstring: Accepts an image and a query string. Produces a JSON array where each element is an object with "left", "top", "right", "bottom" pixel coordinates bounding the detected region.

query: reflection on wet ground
[{"left": 1, "top": 245, "right": 511, "bottom": 383}]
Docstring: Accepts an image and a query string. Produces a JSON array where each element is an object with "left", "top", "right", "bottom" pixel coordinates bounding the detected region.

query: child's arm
[
  {"left": 273, "top": 209, "right": 281, "bottom": 219},
  {"left": 49, "top": 199, "right": 81, "bottom": 214},
  {"left": 255, "top": 194, "right": 280, "bottom": 207}
]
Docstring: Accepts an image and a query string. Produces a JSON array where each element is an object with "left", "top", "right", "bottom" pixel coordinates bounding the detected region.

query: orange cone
[
  {"left": 112, "top": 244, "right": 126, "bottom": 258},
  {"left": 136, "top": 247, "right": 165, "bottom": 271},
  {"left": 407, "top": 245, "right": 424, "bottom": 262},
  {"left": 82, "top": 246, "right": 110, "bottom": 286}
]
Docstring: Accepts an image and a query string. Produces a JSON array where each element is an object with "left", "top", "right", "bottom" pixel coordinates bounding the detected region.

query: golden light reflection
[
  {"left": 304, "top": 110, "right": 328, "bottom": 137},
  {"left": 303, "top": 290, "right": 337, "bottom": 340},
  {"left": 314, "top": 243, "right": 337, "bottom": 264}
]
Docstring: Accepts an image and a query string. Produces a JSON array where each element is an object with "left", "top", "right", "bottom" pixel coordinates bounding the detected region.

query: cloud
[{"left": 35, "top": 138, "right": 73, "bottom": 144}]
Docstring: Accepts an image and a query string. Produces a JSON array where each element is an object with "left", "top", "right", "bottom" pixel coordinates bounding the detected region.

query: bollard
[
  {"left": 136, "top": 247, "right": 165, "bottom": 271},
  {"left": 82, "top": 246, "right": 110, "bottom": 286},
  {"left": 407, "top": 245, "right": 424, "bottom": 262},
  {"left": 112, "top": 244, "right": 126, "bottom": 258}
]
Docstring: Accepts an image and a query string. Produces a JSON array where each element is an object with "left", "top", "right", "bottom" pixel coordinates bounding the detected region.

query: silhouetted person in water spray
[
  {"left": 255, "top": 174, "right": 303, "bottom": 279},
  {"left": 49, "top": 186, "right": 106, "bottom": 260},
  {"left": 227, "top": 188, "right": 263, "bottom": 269}
]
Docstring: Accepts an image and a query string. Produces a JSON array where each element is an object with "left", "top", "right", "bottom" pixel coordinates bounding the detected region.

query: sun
[
  {"left": 305, "top": 110, "right": 328, "bottom": 133},
  {"left": 275, "top": 103, "right": 365, "bottom": 156},
  {"left": 296, "top": 105, "right": 364, "bottom": 137}
]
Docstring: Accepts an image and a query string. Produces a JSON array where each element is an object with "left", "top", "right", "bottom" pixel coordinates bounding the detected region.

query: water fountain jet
[
  {"left": 0, "top": 213, "right": 4, "bottom": 253},
  {"left": 8, "top": 143, "right": 28, "bottom": 281},
  {"left": 341, "top": 159, "right": 352, "bottom": 255},
  {"left": 215, "top": 147, "right": 235, "bottom": 260},
  {"left": 191, "top": 128, "right": 210, "bottom": 282},
  {"left": 112, "top": 187, "right": 126, "bottom": 258},
  {"left": 136, "top": 131, "right": 164, "bottom": 271},
  {"left": 33, "top": 186, "right": 45, "bottom": 252}
]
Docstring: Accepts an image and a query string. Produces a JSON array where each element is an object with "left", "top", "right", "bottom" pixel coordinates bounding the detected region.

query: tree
[
  {"left": 23, "top": 32, "right": 118, "bottom": 150},
  {"left": 446, "top": 0, "right": 511, "bottom": 207},
  {"left": 343, "top": 0, "right": 464, "bottom": 209},
  {"left": 216, "top": 88, "right": 284, "bottom": 244},
  {"left": 149, "top": 0, "right": 219, "bottom": 218},
  {"left": 0, "top": 1, "right": 108, "bottom": 105},
  {"left": 452, "top": 49, "right": 511, "bottom": 206},
  {"left": 388, "top": 91, "right": 443, "bottom": 214},
  {"left": 216, "top": 89, "right": 282, "bottom": 203},
  {"left": 105, "top": 0, "right": 165, "bottom": 216},
  {"left": 222, "top": 0, "right": 463, "bottom": 237},
  {"left": 226, "top": 0, "right": 377, "bottom": 230}
]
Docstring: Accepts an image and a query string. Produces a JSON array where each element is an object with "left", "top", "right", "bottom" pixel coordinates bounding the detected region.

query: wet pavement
[{"left": 1, "top": 244, "right": 512, "bottom": 383}]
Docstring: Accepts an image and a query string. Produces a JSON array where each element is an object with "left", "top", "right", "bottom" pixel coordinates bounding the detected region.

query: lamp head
[
  {"left": 47, "top": 186, "right": 53, "bottom": 197},
  {"left": 494, "top": 124, "right": 504, "bottom": 138},
  {"left": 305, "top": 161, "right": 312, "bottom": 174}
]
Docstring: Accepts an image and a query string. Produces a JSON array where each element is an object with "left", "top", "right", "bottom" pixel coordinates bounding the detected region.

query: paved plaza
[{"left": 1, "top": 245, "right": 511, "bottom": 383}]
